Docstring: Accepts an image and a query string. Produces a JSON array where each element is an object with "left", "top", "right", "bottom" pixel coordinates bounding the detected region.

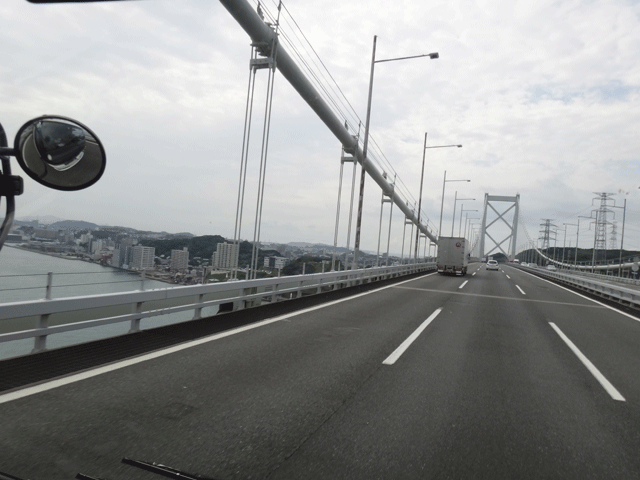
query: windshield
[{"left": 1, "top": 1, "right": 640, "bottom": 479}]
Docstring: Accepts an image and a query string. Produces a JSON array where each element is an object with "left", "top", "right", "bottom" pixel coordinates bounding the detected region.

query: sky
[{"left": 1, "top": 0, "right": 639, "bottom": 257}]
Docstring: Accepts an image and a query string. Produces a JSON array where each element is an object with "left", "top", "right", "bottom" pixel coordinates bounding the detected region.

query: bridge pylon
[{"left": 479, "top": 193, "right": 520, "bottom": 260}]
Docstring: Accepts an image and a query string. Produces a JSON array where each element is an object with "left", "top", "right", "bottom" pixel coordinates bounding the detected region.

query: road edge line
[
  {"left": 514, "top": 267, "right": 640, "bottom": 323},
  {"left": 549, "top": 322, "right": 625, "bottom": 402}
]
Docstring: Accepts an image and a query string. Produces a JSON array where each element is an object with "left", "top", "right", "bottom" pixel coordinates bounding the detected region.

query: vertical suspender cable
[
  {"left": 252, "top": 65, "right": 277, "bottom": 278},
  {"left": 408, "top": 217, "right": 414, "bottom": 264},
  {"left": 332, "top": 151, "right": 345, "bottom": 271},
  {"left": 344, "top": 124, "right": 360, "bottom": 269},
  {"left": 345, "top": 160, "right": 357, "bottom": 269},
  {"left": 401, "top": 218, "right": 407, "bottom": 264},
  {"left": 233, "top": 47, "right": 259, "bottom": 279},
  {"left": 249, "top": 64, "right": 275, "bottom": 279},
  {"left": 376, "top": 189, "right": 385, "bottom": 267},
  {"left": 250, "top": 10, "right": 280, "bottom": 279},
  {"left": 385, "top": 175, "right": 395, "bottom": 266}
]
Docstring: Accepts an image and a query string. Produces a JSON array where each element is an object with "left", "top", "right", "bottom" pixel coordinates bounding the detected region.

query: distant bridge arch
[{"left": 479, "top": 194, "right": 520, "bottom": 260}]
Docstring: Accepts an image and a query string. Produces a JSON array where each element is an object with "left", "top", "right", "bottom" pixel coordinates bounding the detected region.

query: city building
[
  {"left": 171, "top": 247, "right": 189, "bottom": 272},
  {"left": 212, "top": 242, "right": 239, "bottom": 270},
  {"left": 33, "top": 229, "right": 59, "bottom": 240},
  {"left": 111, "top": 248, "right": 121, "bottom": 267},
  {"left": 130, "top": 245, "right": 155, "bottom": 270},
  {"left": 91, "top": 239, "right": 105, "bottom": 254},
  {"left": 264, "top": 256, "right": 288, "bottom": 269}
]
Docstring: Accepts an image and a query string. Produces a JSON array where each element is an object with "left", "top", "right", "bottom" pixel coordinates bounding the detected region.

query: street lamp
[
  {"left": 469, "top": 222, "right": 481, "bottom": 256},
  {"left": 353, "top": 35, "right": 439, "bottom": 270},
  {"left": 438, "top": 171, "right": 470, "bottom": 241},
  {"left": 578, "top": 215, "right": 595, "bottom": 271},
  {"left": 451, "top": 191, "right": 475, "bottom": 237},
  {"left": 606, "top": 200, "right": 627, "bottom": 277},
  {"left": 464, "top": 215, "right": 480, "bottom": 239},
  {"left": 458, "top": 206, "right": 477, "bottom": 236},
  {"left": 563, "top": 221, "right": 579, "bottom": 267},
  {"left": 617, "top": 199, "right": 627, "bottom": 277},
  {"left": 414, "top": 134, "right": 462, "bottom": 261},
  {"left": 554, "top": 226, "right": 565, "bottom": 265}
]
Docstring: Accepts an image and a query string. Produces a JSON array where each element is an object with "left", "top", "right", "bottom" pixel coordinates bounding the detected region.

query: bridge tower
[{"left": 479, "top": 194, "right": 520, "bottom": 260}]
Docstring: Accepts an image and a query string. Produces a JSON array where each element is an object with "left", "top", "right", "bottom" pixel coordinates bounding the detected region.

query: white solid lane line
[
  {"left": 516, "top": 285, "right": 526, "bottom": 295},
  {"left": 459, "top": 280, "right": 469, "bottom": 289},
  {"left": 383, "top": 309, "right": 443, "bottom": 365},
  {"left": 549, "top": 322, "right": 625, "bottom": 402},
  {"left": 517, "top": 268, "right": 640, "bottom": 324}
]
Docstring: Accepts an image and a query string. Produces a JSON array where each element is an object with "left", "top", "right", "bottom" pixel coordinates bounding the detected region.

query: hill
[
  {"left": 49, "top": 220, "right": 100, "bottom": 230},
  {"left": 140, "top": 235, "right": 227, "bottom": 259}
]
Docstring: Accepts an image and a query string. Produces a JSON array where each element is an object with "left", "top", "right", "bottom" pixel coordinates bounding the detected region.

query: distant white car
[
  {"left": 521, "top": 262, "right": 528, "bottom": 267},
  {"left": 486, "top": 260, "right": 499, "bottom": 271},
  {"left": 546, "top": 264, "right": 557, "bottom": 271}
]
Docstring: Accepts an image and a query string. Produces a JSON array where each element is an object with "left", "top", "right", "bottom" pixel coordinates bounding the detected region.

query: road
[{"left": 1, "top": 264, "right": 639, "bottom": 479}]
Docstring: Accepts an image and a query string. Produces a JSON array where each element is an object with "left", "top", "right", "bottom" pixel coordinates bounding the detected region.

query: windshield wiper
[
  {"left": 0, "top": 471, "right": 27, "bottom": 480},
  {"left": 121, "top": 458, "right": 220, "bottom": 480}
]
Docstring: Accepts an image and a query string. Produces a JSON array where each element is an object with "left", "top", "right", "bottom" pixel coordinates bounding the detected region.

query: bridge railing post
[
  {"left": 193, "top": 293, "right": 204, "bottom": 319},
  {"left": 32, "top": 272, "right": 53, "bottom": 353},
  {"left": 130, "top": 301, "right": 142, "bottom": 333}
]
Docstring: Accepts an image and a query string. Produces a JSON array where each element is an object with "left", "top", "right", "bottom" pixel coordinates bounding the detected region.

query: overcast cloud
[{"left": 1, "top": 0, "right": 639, "bottom": 256}]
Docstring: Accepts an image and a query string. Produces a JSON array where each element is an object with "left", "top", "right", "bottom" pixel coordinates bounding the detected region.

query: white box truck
[{"left": 437, "top": 236, "right": 469, "bottom": 275}]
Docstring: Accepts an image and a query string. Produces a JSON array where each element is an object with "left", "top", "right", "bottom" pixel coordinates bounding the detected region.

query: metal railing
[
  {"left": 520, "top": 249, "right": 640, "bottom": 275},
  {"left": 0, "top": 262, "right": 435, "bottom": 355},
  {"left": 0, "top": 270, "right": 147, "bottom": 299},
  {"left": 517, "top": 264, "right": 640, "bottom": 308}
]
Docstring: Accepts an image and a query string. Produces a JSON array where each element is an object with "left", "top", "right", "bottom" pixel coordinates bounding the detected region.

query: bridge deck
[{"left": 1, "top": 265, "right": 639, "bottom": 480}]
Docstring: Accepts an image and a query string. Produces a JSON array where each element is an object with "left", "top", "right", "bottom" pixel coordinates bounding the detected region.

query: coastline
[
  {"left": 8, "top": 244, "right": 104, "bottom": 264},
  {"left": 6, "top": 245, "right": 183, "bottom": 285}
]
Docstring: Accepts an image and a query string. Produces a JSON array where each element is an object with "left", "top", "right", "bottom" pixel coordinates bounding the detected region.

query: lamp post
[
  {"left": 464, "top": 215, "right": 479, "bottom": 239},
  {"left": 438, "top": 172, "right": 470, "bottom": 242},
  {"left": 565, "top": 220, "right": 580, "bottom": 267},
  {"left": 578, "top": 215, "right": 594, "bottom": 270},
  {"left": 352, "top": 35, "right": 439, "bottom": 270},
  {"left": 451, "top": 191, "right": 475, "bottom": 237},
  {"left": 605, "top": 200, "right": 627, "bottom": 277},
  {"left": 458, "top": 206, "right": 477, "bottom": 236},
  {"left": 414, "top": 134, "right": 462, "bottom": 261},
  {"left": 618, "top": 199, "right": 627, "bottom": 277},
  {"left": 469, "top": 222, "right": 481, "bottom": 256},
  {"left": 554, "top": 226, "right": 565, "bottom": 265}
]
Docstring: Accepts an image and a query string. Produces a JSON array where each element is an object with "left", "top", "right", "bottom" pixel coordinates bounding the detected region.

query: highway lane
[
  {"left": 503, "top": 265, "right": 640, "bottom": 400},
  {"left": 270, "top": 264, "right": 640, "bottom": 479},
  {"left": 1, "top": 265, "right": 639, "bottom": 479}
]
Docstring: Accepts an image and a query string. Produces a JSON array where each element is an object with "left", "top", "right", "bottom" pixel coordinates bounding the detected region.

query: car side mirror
[{"left": 14, "top": 116, "right": 106, "bottom": 191}]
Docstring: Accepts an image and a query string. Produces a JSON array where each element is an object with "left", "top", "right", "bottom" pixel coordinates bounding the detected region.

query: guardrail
[
  {"left": 0, "top": 262, "right": 435, "bottom": 355},
  {"left": 552, "top": 268, "right": 640, "bottom": 287},
  {"left": 522, "top": 249, "right": 640, "bottom": 274},
  {"left": 517, "top": 264, "right": 640, "bottom": 309}
]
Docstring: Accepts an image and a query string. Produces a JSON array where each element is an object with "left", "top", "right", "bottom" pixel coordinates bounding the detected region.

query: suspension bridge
[{"left": 1, "top": 0, "right": 639, "bottom": 479}]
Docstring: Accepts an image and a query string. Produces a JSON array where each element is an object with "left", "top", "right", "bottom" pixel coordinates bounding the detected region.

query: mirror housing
[{"left": 14, "top": 116, "right": 106, "bottom": 191}]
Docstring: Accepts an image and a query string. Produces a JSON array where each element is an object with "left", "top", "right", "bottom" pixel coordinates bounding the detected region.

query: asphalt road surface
[{"left": 1, "top": 264, "right": 639, "bottom": 479}]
